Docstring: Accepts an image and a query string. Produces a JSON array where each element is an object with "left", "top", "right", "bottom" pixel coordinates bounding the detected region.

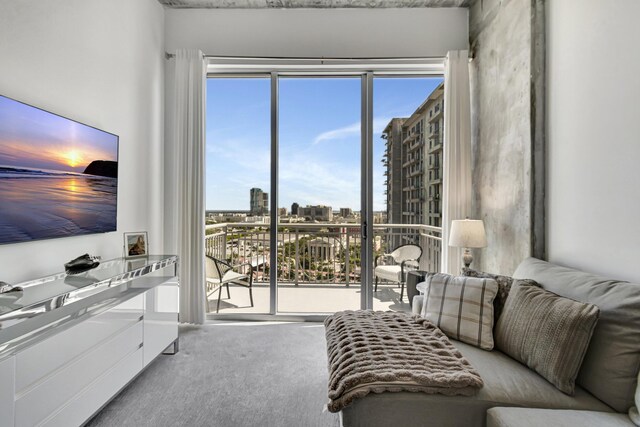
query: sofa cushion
[
  {"left": 341, "top": 340, "right": 612, "bottom": 427},
  {"left": 487, "top": 408, "right": 634, "bottom": 427},
  {"left": 452, "top": 340, "right": 611, "bottom": 411},
  {"left": 630, "top": 369, "right": 640, "bottom": 426},
  {"left": 420, "top": 273, "right": 498, "bottom": 350},
  {"left": 374, "top": 265, "right": 403, "bottom": 282},
  {"left": 514, "top": 258, "right": 640, "bottom": 412},
  {"left": 495, "top": 282, "right": 599, "bottom": 394},
  {"left": 462, "top": 268, "right": 539, "bottom": 320}
]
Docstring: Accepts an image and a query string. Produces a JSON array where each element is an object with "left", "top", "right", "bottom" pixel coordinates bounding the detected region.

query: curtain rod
[{"left": 164, "top": 52, "right": 452, "bottom": 61}]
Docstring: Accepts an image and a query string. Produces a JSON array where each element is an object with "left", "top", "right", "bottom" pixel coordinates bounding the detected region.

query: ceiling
[{"left": 158, "top": 0, "right": 470, "bottom": 8}]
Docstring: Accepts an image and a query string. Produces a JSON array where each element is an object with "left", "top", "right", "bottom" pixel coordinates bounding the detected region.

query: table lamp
[{"left": 449, "top": 219, "right": 487, "bottom": 268}]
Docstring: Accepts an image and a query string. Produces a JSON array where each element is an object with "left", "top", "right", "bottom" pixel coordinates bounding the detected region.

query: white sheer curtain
[
  {"left": 441, "top": 50, "right": 473, "bottom": 275},
  {"left": 173, "top": 49, "right": 206, "bottom": 324}
]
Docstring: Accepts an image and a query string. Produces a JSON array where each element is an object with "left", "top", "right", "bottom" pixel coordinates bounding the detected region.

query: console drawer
[
  {"left": 15, "top": 294, "right": 143, "bottom": 393},
  {"left": 14, "top": 321, "right": 143, "bottom": 427},
  {"left": 41, "top": 346, "right": 143, "bottom": 427}
]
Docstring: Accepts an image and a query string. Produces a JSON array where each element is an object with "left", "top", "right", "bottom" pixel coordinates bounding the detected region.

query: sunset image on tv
[{"left": 0, "top": 95, "right": 118, "bottom": 244}]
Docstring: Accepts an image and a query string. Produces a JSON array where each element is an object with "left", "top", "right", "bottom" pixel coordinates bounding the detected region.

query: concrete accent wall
[
  {"left": 160, "top": 0, "right": 471, "bottom": 7},
  {"left": 469, "top": 0, "right": 544, "bottom": 275}
]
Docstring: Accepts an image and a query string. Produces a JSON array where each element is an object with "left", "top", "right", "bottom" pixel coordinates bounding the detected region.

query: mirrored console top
[
  {"left": 0, "top": 255, "right": 177, "bottom": 318},
  {"left": 0, "top": 255, "right": 178, "bottom": 357}
]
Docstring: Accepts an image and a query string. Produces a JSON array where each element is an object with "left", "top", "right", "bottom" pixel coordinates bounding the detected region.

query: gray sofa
[{"left": 339, "top": 258, "right": 640, "bottom": 427}]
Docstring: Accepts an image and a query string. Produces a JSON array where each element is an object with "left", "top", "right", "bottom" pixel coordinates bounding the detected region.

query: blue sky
[{"left": 206, "top": 77, "right": 442, "bottom": 212}]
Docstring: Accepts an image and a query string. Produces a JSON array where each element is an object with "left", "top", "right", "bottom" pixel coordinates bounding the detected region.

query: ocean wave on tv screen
[{"left": 0, "top": 166, "right": 84, "bottom": 179}]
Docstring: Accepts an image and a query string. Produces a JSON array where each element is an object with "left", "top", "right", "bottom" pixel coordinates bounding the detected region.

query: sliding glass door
[
  {"left": 371, "top": 77, "right": 445, "bottom": 312},
  {"left": 205, "top": 70, "right": 444, "bottom": 317},
  {"left": 205, "top": 77, "right": 271, "bottom": 314},
  {"left": 277, "top": 77, "right": 363, "bottom": 313}
]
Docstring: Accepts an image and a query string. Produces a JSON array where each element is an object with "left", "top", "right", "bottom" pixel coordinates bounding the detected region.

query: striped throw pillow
[
  {"left": 420, "top": 273, "right": 499, "bottom": 350},
  {"left": 495, "top": 281, "right": 599, "bottom": 395}
]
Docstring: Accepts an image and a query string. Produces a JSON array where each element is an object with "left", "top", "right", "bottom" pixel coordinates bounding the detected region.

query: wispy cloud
[
  {"left": 312, "top": 117, "right": 392, "bottom": 145},
  {"left": 312, "top": 122, "right": 360, "bottom": 145}
]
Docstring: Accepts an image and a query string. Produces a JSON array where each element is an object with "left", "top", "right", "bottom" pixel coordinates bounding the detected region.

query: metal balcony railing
[{"left": 204, "top": 223, "right": 442, "bottom": 286}]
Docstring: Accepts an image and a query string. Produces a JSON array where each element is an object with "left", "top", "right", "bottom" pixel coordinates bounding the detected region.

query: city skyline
[{"left": 206, "top": 77, "right": 443, "bottom": 211}]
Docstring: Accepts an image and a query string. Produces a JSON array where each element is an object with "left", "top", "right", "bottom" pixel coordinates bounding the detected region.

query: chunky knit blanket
[{"left": 324, "top": 310, "right": 483, "bottom": 413}]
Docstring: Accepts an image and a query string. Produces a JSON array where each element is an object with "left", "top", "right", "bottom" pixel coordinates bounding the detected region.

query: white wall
[
  {"left": 0, "top": 0, "right": 165, "bottom": 284},
  {"left": 164, "top": 8, "right": 469, "bottom": 57},
  {"left": 162, "top": 7, "right": 469, "bottom": 253},
  {"left": 547, "top": 0, "right": 640, "bottom": 282}
]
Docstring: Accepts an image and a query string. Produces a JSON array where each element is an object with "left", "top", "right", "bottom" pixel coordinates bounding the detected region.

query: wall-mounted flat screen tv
[{"left": 0, "top": 95, "right": 118, "bottom": 245}]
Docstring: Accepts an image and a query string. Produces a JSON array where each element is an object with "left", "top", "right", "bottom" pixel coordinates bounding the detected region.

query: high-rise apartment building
[
  {"left": 425, "top": 83, "right": 444, "bottom": 227},
  {"left": 401, "top": 102, "right": 427, "bottom": 225},
  {"left": 382, "top": 118, "right": 406, "bottom": 227},
  {"left": 249, "top": 187, "right": 269, "bottom": 216},
  {"left": 382, "top": 82, "right": 445, "bottom": 231},
  {"left": 291, "top": 202, "right": 299, "bottom": 216}
]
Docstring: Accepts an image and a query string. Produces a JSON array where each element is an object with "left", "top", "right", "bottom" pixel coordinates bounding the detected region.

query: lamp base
[{"left": 462, "top": 248, "right": 473, "bottom": 269}]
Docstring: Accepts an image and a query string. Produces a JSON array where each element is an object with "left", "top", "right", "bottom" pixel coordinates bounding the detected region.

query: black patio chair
[{"left": 205, "top": 255, "right": 254, "bottom": 313}]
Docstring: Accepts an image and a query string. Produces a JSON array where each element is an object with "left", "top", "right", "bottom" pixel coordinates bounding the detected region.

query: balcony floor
[{"left": 207, "top": 282, "right": 412, "bottom": 315}]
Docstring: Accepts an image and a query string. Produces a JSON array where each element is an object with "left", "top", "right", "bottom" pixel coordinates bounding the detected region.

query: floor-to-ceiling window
[
  {"left": 277, "top": 77, "right": 362, "bottom": 313},
  {"left": 205, "top": 77, "right": 271, "bottom": 314},
  {"left": 371, "top": 77, "right": 444, "bottom": 312},
  {"left": 205, "top": 64, "right": 444, "bottom": 318}
]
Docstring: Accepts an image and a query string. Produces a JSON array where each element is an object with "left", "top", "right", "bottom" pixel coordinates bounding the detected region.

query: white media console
[{"left": 0, "top": 255, "right": 179, "bottom": 427}]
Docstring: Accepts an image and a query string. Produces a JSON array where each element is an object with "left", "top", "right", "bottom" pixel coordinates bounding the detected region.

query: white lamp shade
[{"left": 449, "top": 219, "right": 487, "bottom": 248}]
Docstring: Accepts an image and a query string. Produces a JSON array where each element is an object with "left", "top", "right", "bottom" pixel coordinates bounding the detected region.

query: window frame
[{"left": 206, "top": 58, "right": 445, "bottom": 321}]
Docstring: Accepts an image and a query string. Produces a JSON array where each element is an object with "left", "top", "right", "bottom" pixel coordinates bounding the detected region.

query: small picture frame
[{"left": 124, "top": 232, "right": 148, "bottom": 259}]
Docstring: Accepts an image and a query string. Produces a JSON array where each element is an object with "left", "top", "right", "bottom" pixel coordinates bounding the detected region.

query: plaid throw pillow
[
  {"left": 462, "top": 268, "right": 540, "bottom": 321},
  {"left": 420, "top": 273, "right": 499, "bottom": 350}
]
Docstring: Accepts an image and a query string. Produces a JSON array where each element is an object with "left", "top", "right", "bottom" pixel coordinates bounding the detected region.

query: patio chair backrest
[
  {"left": 205, "top": 256, "right": 231, "bottom": 280},
  {"left": 389, "top": 244, "right": 422, "bottom": 264}
]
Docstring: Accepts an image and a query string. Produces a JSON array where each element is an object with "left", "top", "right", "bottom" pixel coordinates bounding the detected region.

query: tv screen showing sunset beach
[{"left": 0, "top": 95, "right": 118, "bottom": 245}]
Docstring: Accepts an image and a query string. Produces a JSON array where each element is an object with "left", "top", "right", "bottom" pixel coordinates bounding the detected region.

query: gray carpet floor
[{"left": 87, "top": 322, "right": 340, "bottom": 427}]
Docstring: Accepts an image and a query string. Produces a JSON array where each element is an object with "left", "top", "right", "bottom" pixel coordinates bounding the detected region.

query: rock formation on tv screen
[{"left": 83, "top": 160, "right": 118, "bottom": 178}]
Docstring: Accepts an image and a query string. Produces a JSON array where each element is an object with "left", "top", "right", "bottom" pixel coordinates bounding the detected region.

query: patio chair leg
[
  {"left": 375, "top": 277, "right": 378, "bottom": 292},
  {"left": 400, "top": 282, "right": 405, "bottom": 302},
  {"left": 226, "top": 283, "right": 231, "bottom": 299},
  {"left": 249, "top": 287, "right": 254, "bottom": 307},
  {"left": 217, "top": 285, "right": 223, "bottom": 313}
]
